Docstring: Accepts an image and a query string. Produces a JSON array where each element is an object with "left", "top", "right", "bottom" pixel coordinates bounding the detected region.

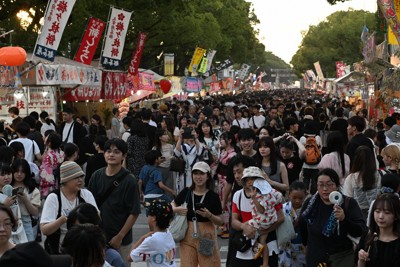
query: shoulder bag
[
  {"left": 169, "top": 189, "right": 190, "bottom": 242},
  {"left": 276, "top": 209, "right": 296, "bottom": 247},
  {"left": 231, "top": 191, "right": 252, "bottom": 252}
]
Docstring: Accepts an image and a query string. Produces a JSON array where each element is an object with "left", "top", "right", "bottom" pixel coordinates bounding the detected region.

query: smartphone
[
  {"left": 195, "top": 203, "right": 205, "bottom": 210},
  {"left": 12, "top": 187, "right": 23, "bottom": 196}
]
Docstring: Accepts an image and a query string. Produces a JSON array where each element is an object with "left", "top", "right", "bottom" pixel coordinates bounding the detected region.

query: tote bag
[{"left": 276, "top": 211, "right": 296, "bottom": 247}]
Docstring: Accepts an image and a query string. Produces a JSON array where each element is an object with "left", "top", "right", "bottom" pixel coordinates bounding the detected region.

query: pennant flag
[
  {"left": 188, "top": 47, "right": 206, "bottom": 73},
  {"left": 360, "top": 25, "right": 369, "bottom": 42},
  {"left": 378, "top": 0, "right": 400, "bottom": 44},
  {"left": 101, "top": 7, "right": 132, "bottom": 69},
  {"left": 313, "top": 61, "right": 324, "bottom": 80},
  {"left": 128, "top": 32, "right": 147, "bottom": 76},
  {"left": 164, "top": 53, "right": 174, "bottom": 76},
  {"left": 33, "top": 0, "right": 77, "bottom": 61},
  {"left": 74, "top": 17, "right": 106, "bottom": 65}
]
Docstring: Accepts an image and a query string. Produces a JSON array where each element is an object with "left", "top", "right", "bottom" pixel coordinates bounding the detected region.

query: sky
[{"left": 249, "top": 0, "right": 377, "bottom": 64}]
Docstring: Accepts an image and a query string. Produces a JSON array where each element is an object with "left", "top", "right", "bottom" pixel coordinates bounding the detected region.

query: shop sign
[{"left": 63, "top": 86, "right": 101, "bottom": 101}]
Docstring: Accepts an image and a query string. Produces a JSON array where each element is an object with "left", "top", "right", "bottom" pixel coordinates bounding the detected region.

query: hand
[
  {"left": 333, "top": 204, "right": 345, "bottom": 221},
  {"left": 249, "top": 187, "right": 257, "bottom": 200},
  {"left": 241, "top": 223, "right": 256, "bottom": 239},
  {"left": 358, "top": 249, "right": 370, "bottom": 262},
  {"left": 191, "top": 130, "right": 198, "bottom": 139},
  {"left": 196, "top": 207, "right": 213, "bottom": 220},
  {"left": 17, "top": 192, "right": 28, "bottom": 203},
  {"left": 174, "top": 206, "right": 188, "bottom": 216},
  {"left": 109, "top": 234, "right": 123, "bottom": 249},
  {"left": 3, "top": 196, "right": 16, "bottom": 207},
  {"left": 141, "top": 231, "right": 154, "bottom": 241}
]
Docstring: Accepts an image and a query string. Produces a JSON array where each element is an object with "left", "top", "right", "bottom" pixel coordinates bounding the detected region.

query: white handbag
[{"left": 169, "top": 202, "right": 188, "bottom": 242}]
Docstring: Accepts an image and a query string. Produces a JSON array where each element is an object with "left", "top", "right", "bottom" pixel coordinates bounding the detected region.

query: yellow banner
[
  {"left": 188, "top": 47, "right": 206, "bottom": 73},
  {"left": 387, "top": 0, "right": 400, "bottom": 44}
]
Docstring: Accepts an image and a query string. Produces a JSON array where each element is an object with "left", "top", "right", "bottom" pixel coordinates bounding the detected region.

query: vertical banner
[
  {"left": 376, "top": 41, "right": 388, "bottom": 60},
  {"left": 164, "top": 53, "right": 174, "bottom": 76},
  {"left": 188, "top": 47, "right": 206, "bottom": 73},
  {"left": 128, "top": 32, "right": 147, "bottom": 76},
  {"left": 362, "top": 33, "right": 376, "bottom": 64},
  {"left": 376, "top": 3, "right": 388, "bottom": 34},
  {"left": 313, "top": 61, "right": 325, "bottom": 80},
  {"left": 33, "top": 0, "right": 77, "bottom": 61},
  {"left": 336, "top": 61, "right": 346, "bottom": 78},
  {"left": 100, "top": 7, "right": 132, "bottom": 69},
  {"left": 238, "top": 64, "right": 251, "bottom": 80},
  {"left": 205, "top": 50, "right": 217, "bottom": 73},
  {"left": 74, "top": 17, "right": 106, "bottom": 65},
  {"left": 197, "top": 58, "right": 208, "bottom": 74},
  {"left": 378, "top": 0, "right": 400, "bottom": 44}
]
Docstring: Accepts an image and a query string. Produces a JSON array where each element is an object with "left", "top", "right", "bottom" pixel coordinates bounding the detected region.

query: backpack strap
[
  {"left": 96, "top": 169, "right": 128, "bottom": 208},
  {"left": 53, "top": 189, "right": 62, "bottom": 219}
]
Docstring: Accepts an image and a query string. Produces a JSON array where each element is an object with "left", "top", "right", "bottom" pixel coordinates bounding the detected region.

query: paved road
[{"left": 130, "top": 206, "right": 229, "bottom": 266}]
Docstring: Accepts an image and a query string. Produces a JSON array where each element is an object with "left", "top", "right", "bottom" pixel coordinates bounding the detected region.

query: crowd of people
[{"left": 0, "top": 88, "right": 399, "bottom": 267}]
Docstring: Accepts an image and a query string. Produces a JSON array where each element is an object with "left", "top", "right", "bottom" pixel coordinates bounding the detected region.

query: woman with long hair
[
  {"left": 126, "top": 119, "right": 149, "bottom": 179},
  {"left": 90, "top": 114, "right": 107, "bottom": 136},
  {"left": 258, "top": 136, "right": 289, "bottom": 192},
  {"left": 197, "top": 120, "right": 220, "bottom": 176},
  {"left": 171, "top": 162, "right": 223, "bottom": 266},
  {"left": 39, "top": 111, "right": 56, "bottom": 137},
  {"left": 318, "top": 131, "right": 350, "bottom": 185},
  {"left": 343, "top": 146, "right": 381, "bottom": 219},
  {"left": 161, "top": 116, "right": 176, "bottom": 144},
  {"left": 357, "top": 194, "right": 400, "bottom": 266}
]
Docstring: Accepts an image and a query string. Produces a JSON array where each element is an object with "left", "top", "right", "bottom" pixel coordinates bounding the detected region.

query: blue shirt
[{"left": 139, "top": 165, "right": 164, "bottom": 195}]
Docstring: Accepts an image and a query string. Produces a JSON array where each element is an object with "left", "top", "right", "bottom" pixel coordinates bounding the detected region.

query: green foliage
[
  {"left": 326, "top": 0, "right": 352, "bottom": 5},
  {"left": 290, "top": 10, "right": 378, "bottom": 78},
  {"left": 0, "top": 0, "right": 289, "bottom": 75}
]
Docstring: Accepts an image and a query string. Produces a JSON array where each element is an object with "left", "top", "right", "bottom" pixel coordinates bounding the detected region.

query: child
[
  {"left": 243, "top": 166, "right": 284, "bottom": 267},
  {"left": 139, "top": 150, "right": 176, "bottom": 208},
  {"left": 128, "top": 199, "right": 176, "bottom": 266},
  {"left": 11, "top": 159, "right": 40, "bottom": 242},
  {"left": 357, "top": 194, "right": 400, "bottom": 266},
  {"left": 278, "top": 181, "right": 307, "bottom": 267}
]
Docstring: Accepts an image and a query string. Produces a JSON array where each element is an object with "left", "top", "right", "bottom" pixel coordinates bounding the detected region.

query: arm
[
  {"left": 158, "top": 181, "right": 176, "bottom": 197},
  {"left": 127, "top": 231, "right": 155, "bottom": 262},
  {"left": 262, "top": 163, "right": 289, "bottom": 192},
  {"left": 174, "top": 132, "right": 183, "bottom": 153},
  {"left": 259, "top": 208, "right": 284, "bottom": 235},
  {"left": 109, "top": 214, "right": 139, "bottom": 249},
  {"left": 138, "top": 179, "right": 144, "bottom": 202},
  {"left": 231, "top": 212, "right": 256, "bottom": 239},
  {"left": 288, "top": 135, "right": 305, "bottom": 156},
  {"left": 18, "top": 193, "right": 39, "bottom": 216},
  {"left": 41, "top": 216, "right": 67, "bottom": 235},
  {"left": 221, "top": 182, "right": 233, "bottom": 210}
]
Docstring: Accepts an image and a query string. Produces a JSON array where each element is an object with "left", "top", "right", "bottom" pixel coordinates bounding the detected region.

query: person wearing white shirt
[
  {"left": 232, "top": 109, "right": 250, "bottom": 129},
  {"left": 9, "top": 122, "right": 42, "bottom": 163}
]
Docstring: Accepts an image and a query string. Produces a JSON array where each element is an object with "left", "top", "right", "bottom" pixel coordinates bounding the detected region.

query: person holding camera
[{"left": 171, "top": 161, "right": 223, "bottom": 266}]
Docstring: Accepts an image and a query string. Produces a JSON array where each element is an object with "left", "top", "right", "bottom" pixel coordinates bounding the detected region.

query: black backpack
[{"left": 44, "top": 189, "right": 85, "bottom": 255}]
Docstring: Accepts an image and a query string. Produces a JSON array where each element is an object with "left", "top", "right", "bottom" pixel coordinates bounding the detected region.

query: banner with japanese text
[
  {"left": 101, "top": 8, "right": 132, "bottom": 69},
  {"left": 34, "top": 0, "right": 77, "bottom": 61},
  {"left": 197, "top": 58, "right": 208, "bottom": 74},
  {"left": 188, "top": 47, "right": 206, "bottom": 73},
  {"left": 313, "top": 61, "right": 324, "bottom": 80},
  {"left": 362, "top": 33, "right": 375, "bottom": 64},
  {"left": 378, "top": 0, "right": 400, "bottom": 44},
  {"left": 336, "top": 62, "right": 347, "bottom": 78},
  {"left": 0, "top": 66, "right": 20, "bottom": 88},
  {"left": 74, "top": 17, "right": 106, "bottom": 65},
  {"left": 214, "top": 59, "right": 234, "bottom": 72},
  {"left": 128, "top": 32, "right": 147, "bottom": 76},
  {"left": 185, "top": 77, "right": 202, "bottom": 92},
  {"left": 35, "top": 63, "right": 102, "bottom": 86},
  {"left": 164, "top": 54, "right": 174, "bottom": 76},
  {"left": 63, "top": 86, "right": 102, "bottom": 101},
  {"left": 238, "top": 64, "right": 251, "bottom": 80},
  {"left": 205, "top": 50, "right": 216, "bottom": 73}
]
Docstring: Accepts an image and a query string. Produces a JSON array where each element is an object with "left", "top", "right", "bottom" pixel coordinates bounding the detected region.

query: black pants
[
  {"left": 303, "top": 168, "right": 320, "bottom": 194},
  {"left": 232, "top": 253, "right": 278, "bottom": 267}
]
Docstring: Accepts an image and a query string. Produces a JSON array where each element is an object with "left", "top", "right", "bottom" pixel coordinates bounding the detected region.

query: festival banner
[
  {"left": 0, "top": 66, "right": 19, "bottom": 88},
  {"left": 102, "top": 72, "right": 132, "bottom": 100},
  {"left": 63, "top": 86, "right": 102, "bottom": 101},
  {"left": 313, "top": 61, "right": 324, "bottom": 80},
  {"left": 185, "top": 77, "right": 202, "bottom": 92},
  {"left": 238, "top": 64, "right": 251, "bottom": 80},
  {"left": 138, "top": 72, "right": 155, "bottom": 91},
  {"left": 376, "top": 3, "right": 388, "bottom": 34},
  {"left": 378, "top": 0, "right": 400, "bottom": 44},
  {"left": 33, "top": 0, "right": 77, "bottom": 61},
  {"left": 336, "top": 62, "right": 347, "bottom": 78},
  {"left": 205, "top": 50, "right": 216, "bottom": 73},
  {"left": 209, "top": 82, "right": 220, "bottom": 93},
  {"left": 188, "top": 47, "right": 206, "bottom": 73},
  {"left": 164, "top": 53, "right": 174, "bottom": 76},
  {"left": 35, "top": 63, "right": 102, "bottom": 86},
  {"left": 197, "top": 58, "right": 208, "bottom": 74},
  {"left": 128, "top": 32, "right": 147, "bottom": 76},
  {"left": 376, "top": 41, "right": 388, "bottom": 60},
  {"left": 100, "top": 8, "right": 132, "bottom": 69},
  {"left": 214, "top": 59, "right": 234, "bottom": 72},
  {"left": 362, "top": 33, "right": 376, "bottom": 64},
  {"left": 74, "top": 17, "right": 106, "bottom": 65}
]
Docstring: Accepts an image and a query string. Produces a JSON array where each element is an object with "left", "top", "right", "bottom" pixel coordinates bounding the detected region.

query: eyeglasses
[
  {"left": 0, "top": 221, "right": 13, "bottom": 230},
  {"left": 317, "top": 183, "right": 336, "bottom": 189}
]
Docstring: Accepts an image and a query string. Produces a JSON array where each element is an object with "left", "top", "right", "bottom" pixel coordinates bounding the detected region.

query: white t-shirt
[
  {"left": 232, "top": 118, "right": 250, "bottom": 129},
  {"left": 248, "top": 115, "right": 265, "bottom": 129},
  {"left": 41, "top": 123, "right": 56, "bottom": 137},
  {"left": 62, "top": 122, "right": 74, "bottom": 143},
  {"left": 130, "top": 231, "right": 176, "bottom": 267},
  {"left": 40, "top": 189, "right": 98, "bottom": 246},
  {"left": 9, "top": 138, "right": 40, "bottom": 163},
  {"left": 121, "top": 130, "right": 131, "bottom": 142}
]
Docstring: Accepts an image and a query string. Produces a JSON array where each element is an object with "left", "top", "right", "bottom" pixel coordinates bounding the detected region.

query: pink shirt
[{"left": 318, "top": 152, "right": 350, "bottom": 184}]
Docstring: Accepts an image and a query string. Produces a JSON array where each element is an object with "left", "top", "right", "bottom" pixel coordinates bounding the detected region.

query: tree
[
  {"left": 290, "top": 10, "right": 377, "bottom": 78},
  {"left": 326, "top": 0, "right": 352, "bottom": 5}
]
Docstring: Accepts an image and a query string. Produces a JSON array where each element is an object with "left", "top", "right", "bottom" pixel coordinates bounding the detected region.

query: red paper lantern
[
  {"left": 0, "top": 47, "right": 26, "bottom": 66},
  {"left": 160, "top": 79, "right": 171, "bottom": 94}
]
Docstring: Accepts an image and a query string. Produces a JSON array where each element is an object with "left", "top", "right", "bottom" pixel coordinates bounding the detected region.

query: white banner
[
  {"left": 101, "top": 8, "right": 132, "bottom": 69},
  {"left": 238, "top": 64, "right": 251, "bottom": 80},
  {"left": 205, "top": 50, "right": 217, "bottom": 72},
  {"left": 33, "top": 0, "right": 77, "bottom": 61},
  {"left": 35, "top": 63, "right": 102, "bottom": 86}
]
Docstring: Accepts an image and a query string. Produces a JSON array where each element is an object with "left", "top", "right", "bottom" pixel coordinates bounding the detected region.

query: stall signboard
[
  {"left": 0, "top": 66, "right": 19, "bottom": 88},
  {"left": 185, "top": 77, "right": 202, "bottom": 92},
  {"left": 36, "top": 63, "right": 102, "bottom": 86},
  {"left": 63, "top": 86, "right": 101, "bottom": 101}
]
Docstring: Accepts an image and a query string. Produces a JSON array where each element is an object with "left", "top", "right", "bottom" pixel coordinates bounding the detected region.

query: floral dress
[
  {"left": 39, "top": 149, "right": 65, "bottom": 198},
  {"left": 278, "top": 201, "right": 306, "bottom": 267}
]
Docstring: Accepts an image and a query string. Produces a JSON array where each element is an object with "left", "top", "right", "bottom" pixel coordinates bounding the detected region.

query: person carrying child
[{"left": 243, "top": 166, "right": 284, "bottom": 267}]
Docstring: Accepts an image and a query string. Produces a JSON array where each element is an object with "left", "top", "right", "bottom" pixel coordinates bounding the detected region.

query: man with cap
[
  {"left": 231, "top": 166, "right": 284, "bottom": 267},
  {"left": 40, "top": 161, "right": 98, "bottom": 254}
]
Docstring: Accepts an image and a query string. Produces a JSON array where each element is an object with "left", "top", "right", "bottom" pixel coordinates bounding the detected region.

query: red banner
[
  {"left": 128, "top": 32, "right": 147, "bottom": 76},
  {"left": 63, "top": 86, "right": 102, "bottom": 101},
  {"left": 336, "top": 61, "right": 346, "bottom": 78},
  {"left": 74, "top": 17, "right": 106, "bottom": 65}
]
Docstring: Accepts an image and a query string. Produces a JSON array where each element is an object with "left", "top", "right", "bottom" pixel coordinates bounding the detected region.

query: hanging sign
[
  {"left": 214, "top": 59, "right": 233, "bottom": 72},
  {"left": 63, "top": 86, "right": 101, "bottom": 101},
  {"left": 128, "top": 32, "right": 147, "bottom": 76}
]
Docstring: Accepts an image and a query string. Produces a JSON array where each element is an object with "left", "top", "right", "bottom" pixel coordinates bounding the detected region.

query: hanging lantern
[
  {"left": 160, "top": 79, "right": 171, "bottom": 94},
  {"left": 0, "top": 47, "right": 26, "bottom": 66}
]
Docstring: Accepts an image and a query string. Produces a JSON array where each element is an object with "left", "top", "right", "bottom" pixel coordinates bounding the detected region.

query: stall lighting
[
  {"left": 14, "top": 91, "right": 24, "bottom": 99},
  {"left": 99, "top": 99, "right": 103, "bottom": 103},
  {"left": 42, "top": 91, "right": 48, "bottom": 97},
  {"left": 86, "top": 100, "right": 89, "bottom": 103},
  {"left": 62, "top": 100, "right": 66, "bottom": 104}
]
